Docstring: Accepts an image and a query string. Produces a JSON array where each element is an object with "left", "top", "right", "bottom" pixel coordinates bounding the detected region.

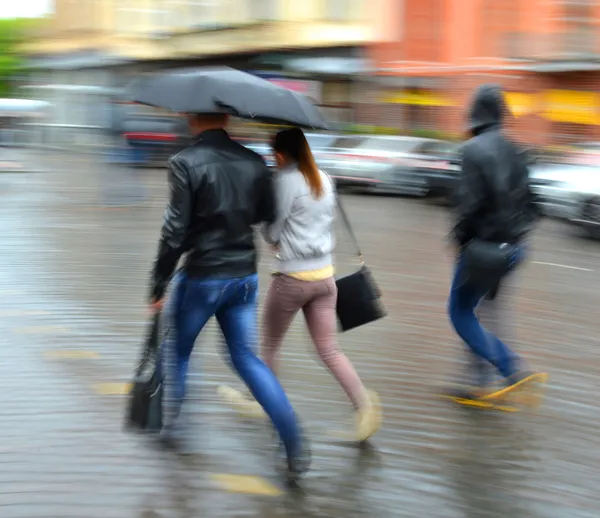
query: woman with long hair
[{"left": 220, "top": 127, "right": 381, "bottom": 442}]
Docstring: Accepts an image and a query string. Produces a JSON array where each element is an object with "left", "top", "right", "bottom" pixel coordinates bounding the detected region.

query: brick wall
[{"left": 357, "top": 72, "right": 600, "bottom": 146}]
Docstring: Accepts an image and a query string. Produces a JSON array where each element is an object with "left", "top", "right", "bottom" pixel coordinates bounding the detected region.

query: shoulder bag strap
[
  {"left": 335, "top": 193, "right": 365, "bottom": 266},
  {"left": 323, "top": 171, "right": 365, "bottom": 265}
]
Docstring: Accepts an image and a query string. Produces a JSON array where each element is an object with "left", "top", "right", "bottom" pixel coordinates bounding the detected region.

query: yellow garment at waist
[{"left": 279, "top": 265, "right": 335, "bottom": 282}]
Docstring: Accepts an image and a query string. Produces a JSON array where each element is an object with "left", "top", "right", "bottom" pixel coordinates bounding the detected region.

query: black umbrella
[{"left": 128, "top": 67, "right": 328, "bottom": 130}]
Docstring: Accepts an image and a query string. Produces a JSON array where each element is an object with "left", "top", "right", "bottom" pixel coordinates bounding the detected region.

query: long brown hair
[{"left": 272, "top": 128, "right": 323, "bottom": 199}]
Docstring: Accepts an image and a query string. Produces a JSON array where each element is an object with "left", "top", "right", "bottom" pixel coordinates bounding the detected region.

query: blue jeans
[
  {"left": 448, "top": 248, "right": 523, "bottom": 379},
  {"left": 163, "top": 272, "right": 300, "bottom": 459}
]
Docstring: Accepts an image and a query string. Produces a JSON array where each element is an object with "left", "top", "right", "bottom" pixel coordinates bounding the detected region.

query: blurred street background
[{"left": 2, "top": 1, "right": 600, "bottom": 517}]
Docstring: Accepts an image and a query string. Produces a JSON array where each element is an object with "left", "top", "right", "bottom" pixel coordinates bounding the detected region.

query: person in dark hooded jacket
[{"left": 446, "top": 84, "right": 547, "bottom": 404}]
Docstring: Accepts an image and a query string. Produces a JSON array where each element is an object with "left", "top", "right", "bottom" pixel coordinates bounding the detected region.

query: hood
[{"left": 467, "top": 84, "right": 507, "bottom": 135}]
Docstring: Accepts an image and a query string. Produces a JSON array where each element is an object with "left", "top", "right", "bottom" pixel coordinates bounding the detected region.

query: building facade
[
  {"left": 367, "top": 0, "right": 600, "bottom": 145},
  {"left": 21, "top": 0, "right": 397, "bottom": 146}
]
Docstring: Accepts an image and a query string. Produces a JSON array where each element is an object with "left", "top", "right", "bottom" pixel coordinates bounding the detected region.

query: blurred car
[
  {"left": 528, "top": 160, "right": 600, "bottom": 240},
  {"left": 569, "top": 142, "right": 600, "bottom": 167},
  {"left": 570, "top": 190, "right": 600, "bottom": 239},
  {"left": 236, "top": 138, "right": 275, "bottom": 166},
  {"left": 236, "top": 132, "right": 338, "bottom": 169},
  {"left": 528, "top": 163, "right": 587, "bottom": 219},
  {"left": 122, "top": 115, "right": 187, "bottom": 166},
  {"left": 319, "top": 135, "right": 460, "bottom": 197},
  {"left": 305, "top": 132, "right": 338, "bottom": 156}
]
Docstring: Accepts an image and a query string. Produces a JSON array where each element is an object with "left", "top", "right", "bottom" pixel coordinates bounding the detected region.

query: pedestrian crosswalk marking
[
  {"left": 12, "top": 325, "right": 71, "bottom": 334},
  {"left": 44, "top": 350, "right": 99, "bottom": 359},
  {"left": 210, "top": 474, "right": 282, "bottom": 496},
  {"left": 92, "top": 383, "right": 132, "bottom": 395}
]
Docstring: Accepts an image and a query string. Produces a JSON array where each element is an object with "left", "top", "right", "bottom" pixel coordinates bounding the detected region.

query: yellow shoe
[
  {"left": 355, "top": 390, "right": 382, "bottom": 442},
  {"left": 217, "top": 385, "right": 267, "bottom": 419}
]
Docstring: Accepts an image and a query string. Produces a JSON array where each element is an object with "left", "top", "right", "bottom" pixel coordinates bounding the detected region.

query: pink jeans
[{"left": 262, "top": 274, "right": 368, "bottom": 409}]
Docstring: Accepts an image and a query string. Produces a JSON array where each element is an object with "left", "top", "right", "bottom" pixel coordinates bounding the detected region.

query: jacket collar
[
  {"left": 472, "top": 123, "right": 500, "bottom": 137},
  {"left": 193, "top": 128, "right": 231, "bottom": 145}
]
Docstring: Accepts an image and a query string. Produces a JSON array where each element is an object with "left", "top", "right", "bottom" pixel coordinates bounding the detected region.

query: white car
[{"left": 529, "top": 161, "right": 600, "bottom": 237}]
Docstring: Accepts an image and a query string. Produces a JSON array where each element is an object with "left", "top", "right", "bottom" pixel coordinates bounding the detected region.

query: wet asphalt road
[{"left": 1, "top": 149, "right": 599, "bottom": 518}]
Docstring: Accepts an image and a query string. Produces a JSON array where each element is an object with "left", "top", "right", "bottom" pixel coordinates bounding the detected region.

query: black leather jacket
[
  {"left": 452, "top": 84, "right": 538, "bottom": 247},
  {"left": 150, "top": 129, "right": 275, "bottom": 300}
]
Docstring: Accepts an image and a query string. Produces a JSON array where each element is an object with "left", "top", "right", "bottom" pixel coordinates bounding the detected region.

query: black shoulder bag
[
  {"left": 124, "top": 312, "right": 164, "bottom": 432},
  {"left": 462, "top": 239, "right": 518, "bottom": 295},
  {"left": 335, "top": 196, "right": 387, "bottom": 332}
]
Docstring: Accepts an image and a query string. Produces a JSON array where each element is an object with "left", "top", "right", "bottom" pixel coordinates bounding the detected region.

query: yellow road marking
[
  {"left": 210, "top": 474, "right": 282, "bottom": 496},
  {"left": 92, "top": 383, "right": 132, "bottom": 395},
  {"left": 44, "top": 350, "right": 99, "bottom": 360},
  {"left": 13, "top": 325, "right": 71, "bottom": 334}
]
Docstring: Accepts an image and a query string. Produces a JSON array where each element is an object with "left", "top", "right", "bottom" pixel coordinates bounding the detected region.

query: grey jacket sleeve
[{"left": 261, "top": 174, "right": 296, "bottom": 245}]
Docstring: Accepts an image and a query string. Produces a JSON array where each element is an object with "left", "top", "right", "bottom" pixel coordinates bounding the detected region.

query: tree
[{"left": 0, "top": 18, "right": 42, "bottom": 97}]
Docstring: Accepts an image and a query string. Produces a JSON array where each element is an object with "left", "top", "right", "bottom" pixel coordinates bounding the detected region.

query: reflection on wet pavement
[{"left": 0, "top": 150, "right": 599, "bottom": 517}]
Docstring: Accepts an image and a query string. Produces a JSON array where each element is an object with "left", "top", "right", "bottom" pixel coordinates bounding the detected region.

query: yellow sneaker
[
  {"left": 355, "top": 389, "right": 382, "bottom": 442},
  {"left": 217, "top": 385, "right": 267, "bottom": 419}
]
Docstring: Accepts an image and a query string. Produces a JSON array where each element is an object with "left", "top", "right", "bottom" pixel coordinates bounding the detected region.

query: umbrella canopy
[{"left": 128, "top": 67, "right": 328, "bottom": 130}]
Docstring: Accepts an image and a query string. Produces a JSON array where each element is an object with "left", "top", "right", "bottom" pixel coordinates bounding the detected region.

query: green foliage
[
  {"left": 0, "top": 18, "right": 41, "bottom": 97},
  {"left": 344, "top": 124, "right": 402, "bottom": 135},
  {"left": 409, "top": 128, "right": 461, "bottom": 141}
]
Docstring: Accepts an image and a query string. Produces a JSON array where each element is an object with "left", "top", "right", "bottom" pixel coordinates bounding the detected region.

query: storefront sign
[
  {"left": 542, "top": 90, "right": 600, "bottom": 125},
  {"left": 504, "top": 92, "right": 536, "bottom": 117},
  {"left": 379, "top": 90, "right": 455, "bottom": 107}
]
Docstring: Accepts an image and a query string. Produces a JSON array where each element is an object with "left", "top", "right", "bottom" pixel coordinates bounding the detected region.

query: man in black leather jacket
[
  {"left": 150, "top": 113, "right": 309, "bottom": 476},
  {"left": 445, "top": 84, "right": 547, "bottom": 405}
]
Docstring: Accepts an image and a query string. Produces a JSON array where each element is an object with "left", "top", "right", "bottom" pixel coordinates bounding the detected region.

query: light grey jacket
[{"left": 262, "top": 164, "right": 335, "bottom": 273}]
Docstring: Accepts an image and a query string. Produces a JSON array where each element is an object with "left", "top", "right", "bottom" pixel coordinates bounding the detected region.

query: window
[
  {"left": 480, "top": 0, "right": 519, "bottom": 57},
  {"left": 117, "top": 1, "right": 168, "bottom": 35},
  {"left": 249, "top": 0, "right": 277, "bottom": 21},
  {"left": 188, "top": 0, "right": 219, "bottom": 28},
  {"left": 562, "top": 0, "right": 593, "bottom": 23},
  {"left": 161, "top": 0, "right": 216, "bottom": 30},
  {"left": 322, "top": 82, "right": 353, "bottom": 105},
  {"left": 327, "top": 0, "right": 353, "bottom": 21},
  {"left": 559, "top": 0, "right": 595, "bottom": 55},
  {"left": 404, "top": 0, "right": 444, "bottom": 62}
]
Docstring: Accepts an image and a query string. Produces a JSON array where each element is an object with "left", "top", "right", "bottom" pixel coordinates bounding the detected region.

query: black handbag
[
  {"left": 461, "top": 239, "right": 518, "bottom": 294},
  {"left": 124, "top": 313, "right": 164, "bottom": 433},
  {"left": 335, "top": 196, "right": 386, "bottom": 332}
]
